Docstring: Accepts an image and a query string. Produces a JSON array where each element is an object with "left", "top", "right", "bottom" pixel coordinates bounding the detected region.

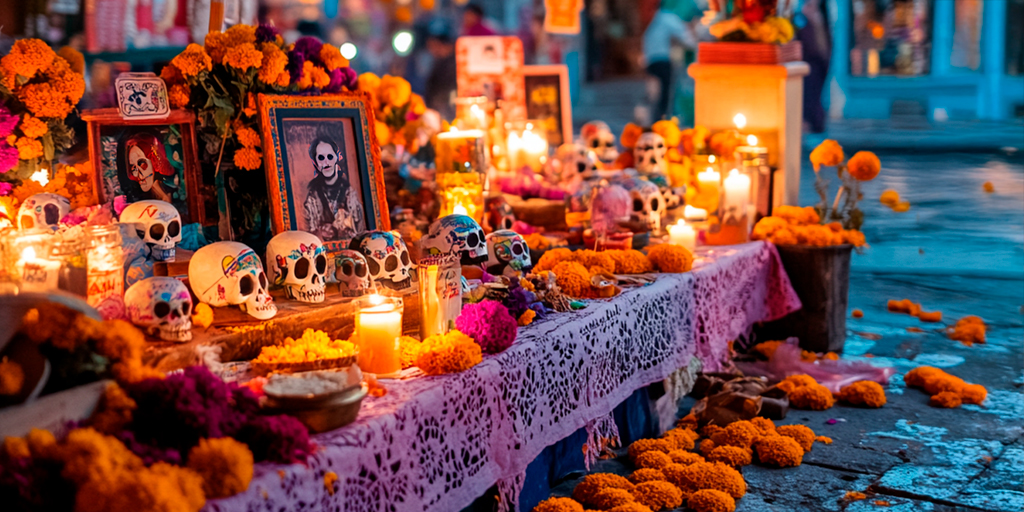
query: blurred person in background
[
  {"left": 425, "top": 19, "right": 458, "bottom": 120},
  {"left": 643, "top": 0, "right": 697, "bottom": 122},
  {"left": 796, "top": 0, "right": 831, "bottom": 134},
  {"left": 461, "top": 3, "right": 496, "bottom": 37}
]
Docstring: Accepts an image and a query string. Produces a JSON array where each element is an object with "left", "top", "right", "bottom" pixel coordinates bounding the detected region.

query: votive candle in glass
[
  {"left": 435, "top": 127, "right": 487, "bottom": 222},
  {"left": 354, "top": 294, "right": 403, "bottom": 378}
]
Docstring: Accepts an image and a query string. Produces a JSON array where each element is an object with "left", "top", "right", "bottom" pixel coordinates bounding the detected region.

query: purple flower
[
  {"left": 116, "top": 431, "right": 183, "bottom": 466},
  {"left": 322, "top": 68, "right": 347, "bottom": 93},
  {"left": 286, "top": 51, "right": 306, "bottom": 84},
  {"left": 0, "top": 107, "right": 18, "bottom": 138},
  {"left": 0, "top": 143, "right": 16, "bottom": 174},
  {"left": 456, "top": 300, "right": 518, "bottom": 354},
  {"left": 255, "top": 24, "right": 280, "bottom": 44},
  {"left": 237, "top": 415, "right": 312, "bottom": 463},
  {"left": 0, "top": 182, "right": 12, "bottom": 195},
  {"left": 292, "top": 36, "right": 324, "bottom": 63}
]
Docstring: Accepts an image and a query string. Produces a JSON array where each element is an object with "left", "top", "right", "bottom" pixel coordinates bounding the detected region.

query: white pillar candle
[
  {"left": 17, "top": 246, "right": 60, "bottom": 292},
  {"left": 356, "top": 294, "right": 403, "bottom": 377},
  {"left": 723, "top": 169, "right": 751, "bottom": 214},
  {"left": 668, "top": 220, "right": 697, "bottom": 253},
  {"left": 684, "top": 205, "right": 708, "bottom": 221}
]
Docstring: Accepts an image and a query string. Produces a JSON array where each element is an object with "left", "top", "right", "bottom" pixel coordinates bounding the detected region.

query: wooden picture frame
[
  {"left": 456, "top": 36, "right": 526, "bottom": 121},
  {"left": 258, "top": 93, "right": 390, "bottom": 253},
  {"left": 522, "top": 64, "right": 573, "bottom": 147},
  {"left": 82, "top": 108, "right": 205, "bottom": 225}
]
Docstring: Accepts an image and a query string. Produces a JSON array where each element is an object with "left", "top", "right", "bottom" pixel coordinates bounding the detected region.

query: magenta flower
[
  {"left": 456, "top": 300, "right": 518, "bottom": 354},
  {"left": 0, "top": 141, "right": 18, "bottom": 174},
  {"left": 0, "top": 107, "right": 19, "bottom": 138}
]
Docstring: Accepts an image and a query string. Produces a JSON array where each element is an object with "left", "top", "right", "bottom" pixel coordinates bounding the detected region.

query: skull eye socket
[
  {"left": 590, "top": 139, "right": 601, "bottom": 148},
  {"left": 258, "top": 272, "right": 268, "bottom": 289},
  {"left": 633, "top": 198, "right": 644, "bottom": 212},
  {"left": 511, "top": 242, "right": 524, "bottom": 255},
  {"left": 44, "top": 204, "right": 60, "bottom": 225},
  {"left": 135, "top": 228, "right": 146, "bottom": 240},
  {"left": 368, "top": 257, "right": 380, "bottom": 276},
  {"left": 168, "top": 220, "right": 180, "bottom": 238},
  {"left": 385, "top": 254, "right": 398, "bottom": 272},
  {"left": 341, "top": 260, "right": 354, "bottom": 276},
  {"left": 181, "top": 301, "right": 191, "bottom": 316},
  {"left": 577, "top": 162, "right": 587, "bottom": 174},
  {"left": 239, "top": 275, "right": 254, "bottom": 296},
  {"left": 295, "top": 258, "right": 310, "bottom": 279},
  {"left": 355, "top": 262, "right": 367, "bottom": 277},
  {"left": 400, "top": 250, "right": 410, "bottom": 265},
  {"left": 150, "top": 223, "right": 165, "bottom": 240},
  {"left": 315, "top": 255, "right": 327, "bottom": 275},
  {"left": 651, "top": 198, "right": 660, "bottom": 211},
  {"left": 154, "top": 301, "right": 171, "bottom": 318},
  {"left": 503, "top": 218, "right": 514, "bottom": 230},
  {"left": 467, "top": 232, "right": 479, "bottom": 247}
]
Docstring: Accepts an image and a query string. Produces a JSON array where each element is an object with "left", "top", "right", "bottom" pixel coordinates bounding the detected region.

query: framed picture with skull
[
  {"left": 82, "top": 108, "right": 205, "bottom": 225},
  {"left": 522, "top": 65, "right": 572, "bottom": 148},
  {"left": 258, "top": 93, "right": 389, "bottom": 253}
]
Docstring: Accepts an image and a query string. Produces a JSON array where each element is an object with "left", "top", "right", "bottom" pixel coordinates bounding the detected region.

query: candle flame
[
  {"left": 747, "top": 134, "right": 758, "bottom": 146},
  {"left": 30, "top": 168, "right": 49, "bottom": 186},
  {"left": 708, "top": 155, "right": 716, "bottom": 163},
  {"left": 368, "top": 293, "right": 384, "bottom": 306},
  {"left": 453, "top": 203, "right": 469, "bottom": 215},
  {"left": 733, "top": 113, "right": 747, "bottom": 130},
  {"left": 21, "top": 246, "right": 37, "bottom": 260},
  {"left": 448, "top": 125, "right": 458, "bottom": 133},
  {"left": 729, "top": 168, "right": 740, "bottom": 177}
]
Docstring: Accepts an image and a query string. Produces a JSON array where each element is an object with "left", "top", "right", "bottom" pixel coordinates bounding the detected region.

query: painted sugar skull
[
  {"left": 554, "top": 143, "right": 599, "bottom": 182},
  {"left": 119, "top": 200, "right": 182, "bottom": 261},
  {"left": 188, "top": 241, "right": 277, "bottom": 320},
  {"left": 17, "top": 193, "right": 70, "bottom": 231},
  {"left": 349, "top": 230, "right": 412, "bottom": 291},
  {"left": 589, "top": 182, "right": 631, "bottom": 235},
  {"left": 124, "top": 277, "right": 193, "bottom": 342},
  {"left": 420, "top": 214, "right": 487, "bottom": 266},
  {"left": 483, "top": 196, "right": 516, "bottom": 233},
  {"left": 623, "top": 178, "right": 665, "bottom": 232},
  {"left": 334, "top": 249, "right": 370, "bottom": 297},
  {"left": 580, "top": 121, "right": 618, "bottom": 165},
  {"left": 485, "top": 230, "right": 532, "bottom": 277},
  {"left": 266, "top": 231, "right": 328, "bottom": 303},
  {"left": 634, "top": 132, "right": 667, "bottom": 175}
]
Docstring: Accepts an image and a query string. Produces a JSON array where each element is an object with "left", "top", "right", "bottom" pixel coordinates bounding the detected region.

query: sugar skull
[
  {"left": 119, "top": 199, "right": 182, "bottom": 261},
  {"left": 634, "top": 132, "right": 667, "bottom": 176},
  {"left": 125, "top": 133, "right": 175, "bottom": 193},
  {"left": 188, "top": 241, "right": 277, "bottom": 320},
  {"left": 485, "top": 230, "right": 532, "bottom": 277},
  {"left": 349, "top": 230, "right": 412, "bottom": 291},
  {"left": 553, "top": 142, "right": 599, "bottom": 184},
  {"left": 589, "top": 182, "right": 631, "bottom": 236},
  {"left": 483, "top": 196, "right": 516, "bottom": 233},
  {"left": 266, "top": 231, "right": 328, "bottom": 303},
  {"left": 124, "top": 277, "right": 193, "bottom": 342},
  {"left": 581, "top": 121, "right": 619, "bottom": 165},
  {"left": 334, "top": 249, "right": 370, "bottom": 297},
  {"left": 420, "top": 214, "right": 487, "bottom": 266},
  {"left": 17, "top": 193, "right": 70, "bottom": 231},
  {"left": 622, "top": 178, "right": 665, "bottom": 232}
]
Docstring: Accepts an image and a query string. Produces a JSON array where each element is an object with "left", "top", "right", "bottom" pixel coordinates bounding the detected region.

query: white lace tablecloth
[{"left": 205, "top": 241, "right": 801, "bottom": 512}]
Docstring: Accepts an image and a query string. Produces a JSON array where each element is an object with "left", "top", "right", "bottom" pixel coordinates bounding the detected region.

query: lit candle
[
  {"left": 419, "top": 265, "right": 442, "bottom": 338},
  {"left": 723, "top": 169, "right": 751, "bottom": 214},
  {"left": 507, "top": 122, "right": 548, "bottom": 173},
  {"left": 746, "top": 134, "right": 758, "bottom": 146},
  {"left": 668, "top": 220, "right": 696, "bottom": 252},
  {"left": 469, "top": 104, "right": 486, "bottom": 129},
  {"left": 435, "top": 127, "right": 487, "bottom": 221},
  {"left": 17, "top": 246, "right": 60, "bottom": 292},
  {"left": 867, "top": 49, "right": 880, "bottom": 77},
  {"left": 694, "top": 167, "right": 721, "bottom": 213},
  {"left": 733, "top": 113, "right": 747, "bottom": 130},
  {"left": 356, "top": 294, "right": 403, "bottom": 378},
  {"left": 452, "top": 203, "right": 469, "bottom": 216},
  {"left": 684, "top": 205, "right": 708, "bottom": 221}
]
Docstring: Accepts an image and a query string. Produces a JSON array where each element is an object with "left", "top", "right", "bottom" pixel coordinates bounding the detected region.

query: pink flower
[
  {"left": 0, "top": 107, "right": 19, "bottom": 138},
  {"left": 0, "top": 142, "right": 18, "bottom": 174},
  {"left": 455, "top": 300, "right": 518, "bottom": 354},
  {"left": 0, "top": 182, "right": 12, "bottom": 196}
]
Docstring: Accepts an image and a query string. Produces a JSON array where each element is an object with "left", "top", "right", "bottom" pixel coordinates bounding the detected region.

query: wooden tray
[
  {"left": 251, "top": 354, "right": 359, "bottom": 377},
  {"left": 698, "top": 41, "right": 803, "bottom": 65}
]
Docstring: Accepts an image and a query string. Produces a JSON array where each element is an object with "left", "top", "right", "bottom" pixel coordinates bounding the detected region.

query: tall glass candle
[
  {"left": 17, "top": 244, "right": 60, "bottom": 292},
  {"left": 435, "top": 128, "right": 487, "bottom": 222},
  {"left": 694, "top": 167, "right": 720, "bottom": 213},
  {"left": 86, "top": 224, "right": 125, "bottom": 320},
  {"left": 668, "top": 220, "right": 697, "bottom": 253},
  {"left": 506, "top": 121, "right": 548, "bottom": 173},
  {"left": 355, "top": 294, "right": 403, "bottom": 378}
]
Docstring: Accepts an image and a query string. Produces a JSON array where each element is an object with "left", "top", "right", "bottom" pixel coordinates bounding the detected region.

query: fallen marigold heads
[
  {"left": 592, "top": 487, "right": 636, "bottom": 509},
  {"left": 709, "top": 420, "right": 760, "bottom": 449},
  {"left": 186, "top": 437, "right": 254, "bottom": 498},
  {"left": 788, "top": 384, "right": 835, "bottom": 410},
  {"left": 836, "top": 380, "right": 887, "bottom": 408},
  {"left": 929, "top": 391, "right": 962, "bottom": 408},
  {"left": 572, "top": 473, "right": 635, "bottom": 506},
  {"left": 815, "top": 435, "right": 833, "bottom": 445},
  {"left": 844, "top": 491, "right": 868, "bottom": 501},
  {"left": 706, "top": 445, "right": 752, "bottom": 467},
  {"left": 776, "top": 425, "right": 815, "bottom": 452},
  {"left": 754, "top": 435, "right": 804, "bottom": 467},
  {"left": 635, "top": 450, "right": 673, "bottom": 470},
  {"left": 629, "top": 468, "right": 667, "bottom": 484},
  {"left": 631, "top": 481, "right": 684, "bottom": 511},
  {"left": 687, "top": 489, "right": 736, "bottom": 512},
  {"left": 668, "top": 450, "right": 704, "bottom": 466},
  {"left": 961, "top": 383, "right": 987, "bottom": 405},
  {"left": 663, "top": 461, "right": 746, "bottom": 498},
  {"left": 947, "top": 316, "right": 986, "bottom": 345},
  {"left": 645, "top": 244, "right": 694, "bottom": 273},
  {"left": 905, "top": 366, "right": 985, "bottom": 408},
  {"left": 662, "top": 427, "right": 697, "bottom": 450},
  {"left": 532, "top": 496, "right": 584, "bottom": 512},
  {"left": 628, "top": 438, "right": 674, "bottom": 461},
  {"left": 607, "top": 503, "right": 654, "bottom": 512}
]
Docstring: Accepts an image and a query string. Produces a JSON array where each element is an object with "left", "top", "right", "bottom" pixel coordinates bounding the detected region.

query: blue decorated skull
[
  {"left": 485, "top": 230, "right": 532, "bottom": 277},
  {"left": 421, "top": 214, "right": 488, "bottom": 266},
  {"left": 349, "top": 230, "right": 412, "bottom": 290}
]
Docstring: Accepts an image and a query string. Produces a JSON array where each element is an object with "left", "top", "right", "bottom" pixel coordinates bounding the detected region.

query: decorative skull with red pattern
[
  {"left": 17, "top": 193, "right": 70, "bottom": 231},
  {"left": 124, "top": 277, "right": 193, "bottom": 342},
  {"left": 580, "top": 121, "right": 619, "bottom": 166},
  {"left": 485, "top": 230, "right": 532, "bottom": 277},
  {"left": 420, "top": 214, "right": 488, "bottom": 266},
  {"left": 188, "top": 241, "right": 277, "bottom": 320},
  {"left": 483, "top": 196, "right": 516, "bottom": 233},
  {"left": 266, "top": 231, "right": 328, "bottom": 303},
  {"left": 349, "top": 230, "right": 412, "bottom": 291},
  {"left": 120, "top": 200, "right": 182, "bottom": 261}
]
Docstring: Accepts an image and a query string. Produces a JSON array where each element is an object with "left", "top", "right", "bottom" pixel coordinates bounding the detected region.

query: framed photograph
[
  {"left": 523, "top": 64, "right": 573, "bottom": 147},
  {"left": 82, "top": 108, "right": 205, "bottom": 224},
  {"left": 258, "top": 93, "right": 389, "bottom": 252},
  {"left": 456, "top": 36, "right": 526, "bottom": 121}
]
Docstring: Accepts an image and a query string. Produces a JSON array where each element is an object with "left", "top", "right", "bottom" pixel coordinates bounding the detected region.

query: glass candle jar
[
  {"left": 453, "top": 96, "right": 489, "bottom": 131},
  {"left": 51, "top": 235, "right": 88, "bottom": 297},
  {"left": 705, "top": 168, "right": 753, "bottom": 246},
  {"left": 354, "top": 294, "right": 404, "bottom": 378},
  {"left": 5, "top": 231, "right": 60, "bottom": 292},
  {"left": 86, "top": 224, "right": 125, "bottom": 319},
  {"left": 435, "top": 127, "right": 488, "bottom": 222},
  {"left": 506, "top": 120, "right": 549, "bottom": 173},
  {"left": 417, "top": 254, "right": 462, "bottom": 339}
]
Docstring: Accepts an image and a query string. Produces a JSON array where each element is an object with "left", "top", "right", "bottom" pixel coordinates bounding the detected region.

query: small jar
[
  {"left": 85, "top": 224, "right": 125, "bottom": 319},
  {"left": 51, "top": 236, "right": 88, "bottom": 297}
]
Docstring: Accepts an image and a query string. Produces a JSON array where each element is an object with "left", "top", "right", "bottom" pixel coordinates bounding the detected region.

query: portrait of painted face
[
  {"left": 126, "top": 133, "right": 174, "bottom": 192},
  {"left": 310, "top": 138, "right": 343, "bottom": 179}
]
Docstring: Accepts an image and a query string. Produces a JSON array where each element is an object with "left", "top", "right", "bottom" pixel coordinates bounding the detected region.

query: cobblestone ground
[{"left": 558, "top": 81, "right": 1024, "bottom": 511}]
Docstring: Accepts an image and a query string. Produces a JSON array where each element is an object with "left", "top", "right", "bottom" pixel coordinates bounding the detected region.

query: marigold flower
[
  {"left": 572, "top": 473, "right": 635, "bottom": 506},
  {"left": 651, "top": 120, "right": 682, "bottom": 148},
  {"left": 628, "top": 438, "right": 674, "bottom": 461},
  {"left": 629, "top": 468, "right": 667, "bottom": 484},
  {"left": 552, "top": 261, "right": 592, "bottom": 298},
  {"left": 535, "top": 247, "right": 574, "bottom": 272},
  {"left": 204, "top": 31, "right": 228, "bottom": 63},
  {"left": 789, "top": 384, "right": 835, "bottom": 410},
  {"left": 19, "top": 82, "right": 72, "bottom": 118},
  {"left": 810, "top": 139, "right": 844, "bottom": 171},
  {"left": 687, "top": 489, "right": 736, "bottom": 512},
  {"left": 592, "top": 488, "right": 636, "bottom": 509},
  {"left": 778, "top": 373, "right": 819, "bottom": 391},
  {"left": 620, "top": 123, "right": 644, "bottom": 149},
  {"left": 518, "top": 309, "right": 537, "bottom": 326},
  {"left": 773, "top": 205, "right": 820, "bottom": 226},
  {"left": 754, "top": 435, "right": 804, "bottom": 467},
  {"left": 577, "top": 250, "right": 616, "bottom": 274},
  {"left": 698, "top": 438, "right": 716, "bottom": 456},
  {"left": 983, "top": 181, "right": 995, "bottom": 193},
  {"left": 358, "top": 72, "right": 381, "bottom": 102},
  {"left": 2, "top": 435, "right": 30, "bottom": 459},
  {"left": 416, "top": 329, "right": 483, "bottom": 375},
  {"left": 399, "top": 336, "right": 422, "bottom": 369},
  {"left": 662, "top": 428, "right": 697, "bottom": 451},
  {"left": 192, "top": 302, "right": 214, "bottom": 328},
  {"left": 258, "top": 43, "right": 289, "bottom": 84},
  {"left": 947, "top": 315, "right": 986, "bottom": 345},
  {"left": 892, "top": 201, "right": 911, "bottom": 212},
  {"left": 646, "top": 244, "right": 693, "bottom": 273},
  {"left": 44, "top": 56, "right": 85, "bottom": 104},
  {"left": 14, "top": 136, "right": 42, "bottom": 160},
  {"left": 225, "top": 24, "right": 257, "bottom": 47},
  {"left": 0, "top": 359, "right": 25, "bottom": 395},
  {"left": 917, "top": 310, "right": 942, "bottom": 322},
  {"left": 233, "top": 147, "right": 263, "bottom": 171},
  {"left": 171, "top": 43, "right": 213, "bottom": 78},
  {"left": 961, "top": 384, "right": 987, "bottom": 405},
  {"left": 708, "top": 131, "right": 742, "bottom": 158},
  {"left": 841, "top": 229, "right": 867, "bottom": 247},
  {"left": 90, "top": 382, "right": 137, "bottom": 434},
  {"left": 930, "top": 391, "right": 962, "bottom": 408},
  {"left": 836, "top": 380, "right": 886, "bottom": 408},
  {"left": 187, "top": 437, "right": 254, "bottom": 498},
  {"left": 635, "top": 450, "right": 673, "bottom": 470},
  {"left": 379, "top": 74, "right": 412, "bottom": 107},
  {"left": 631, "top": 480, "right": 683, "bottom": 511},
  {"left": 532, "top": 497, "right": 584, "bottom": 512},
  {"left": 253, "top": 328, "right": 356, "bottom": 364},
  {"left": 663, "top": 461, "right": 745, "bottom": 498},
  {"left": 776, "top": 424, "right": 816, "bottom": 452},
  {"left": 709, "top": 420, "right": 760, "bottom": 449},
  {"left": 751, "top": 216, "right": 787, "bottom": 241},
  {"left": 847, "top": 151, "right": 880, "bottom": 181},
  {"left": 879, "top": 189, "right": 900, "bottom": 206},
  {"left": 18, "top": 115, "right": 48, "bottom": 139},
  {"left": 844, "top": 491, "right": 867, "bottom": 501},
  {"left": 1, "top": 39, "right": 55, "bottom": 78},
  {"left": 608, "top": 504, "right": 654, "bottom": 512},
  {"left": 319, "top": 43, "right": 349, "bottom": 71},
  {"left": 224, "top": 43, "right": 263, "bottom": 71},
  {"left": 706, "top": 446, "right": 752, "bottom": 467},
  {"left": 666, "top": 450, "right": 703, "bottom": 467},
  {"left": 234, "top": 125, "right": 261, "bottom": 148}
]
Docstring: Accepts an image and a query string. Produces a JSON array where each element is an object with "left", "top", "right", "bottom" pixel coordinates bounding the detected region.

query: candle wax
[{"left": 357, "top": 303, "right": 403, "bottom": 377}]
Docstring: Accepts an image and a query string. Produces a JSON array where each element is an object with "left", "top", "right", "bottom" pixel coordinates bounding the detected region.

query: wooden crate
[{"left": 698, "top": 41, "right": 803, "bottom": 65}]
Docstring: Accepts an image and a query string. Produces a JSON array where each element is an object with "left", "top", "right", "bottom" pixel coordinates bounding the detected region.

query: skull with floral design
[
  {"left": 420, "top": 214, "right": 487, "bottom": 266},
  {"left": 266, "top": 231, "right": 328, "bottom": 303},
  {"left": 188, "top": 241, "right": 277, "bottom": 320},
  {"left": 485, "top": 230, "right": 532, "bottom": 277},
  {"left": 349, "top": 230, "right": 412, "bottom": 291}
]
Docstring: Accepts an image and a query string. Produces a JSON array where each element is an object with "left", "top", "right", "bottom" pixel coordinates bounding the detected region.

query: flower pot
[{"left": 757, "top": 244, "right": 852, "bottom": 353}]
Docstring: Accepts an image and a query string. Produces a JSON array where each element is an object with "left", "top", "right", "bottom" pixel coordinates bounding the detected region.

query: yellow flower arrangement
[
  {"left": 646, "top": 244, "right": 694, "bottom": 273},
  {"left": 234, "top": 125, "right": 261, "bottom": 148},
  {"left": 552, "top": 261, "right": 592, "bottom": 298},
  {"left": 15, "top": 136, "right": 42, "bottom": 159},
  {"left": 253, "top": 328, "right": 357, "bottom": 364},
  {"left": 19, "top": 115, "right": 48, "bottom": 139},
  {"left": 224, "top": 24, "right": 257, "bottom": 48},
  {"left": 319, "top": 44, "right": 349, "bottom": 71},
  {"left": 1, "top": 39, "right": 56, "bottom": 79},
  {"left": 57, "top": 46, "right": 84, "bottom": 74},
  {"left": 258, "top": 43, "right": 289, "bottom": 85},
  {"left": 187, "top": 437, "right": 254, "bottom": 498},
  {"left": 223, "top": 43, "right": 263, "bottom": 72},
  {"left": 204, "top": 31, "right": 229, "bottom": 64},
  {"left": 398, "top": 336, "right": 423, "bottom": 369},
  {"left": 171, "top": 43, "right": 213, "bottom": 78},
  {"left": 809, "top": 139, "right": 844, "bottom": 171},
  {"left": 298, "top": 61, "right": 330, "bottom": 90},
  {"left": 416, "top": 330, "right": 483, "bottom": 375}
]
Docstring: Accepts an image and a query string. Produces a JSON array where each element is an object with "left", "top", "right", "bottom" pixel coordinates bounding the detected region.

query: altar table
[{"left": 205, "top": 241, "right": 801, "bottom": 512}]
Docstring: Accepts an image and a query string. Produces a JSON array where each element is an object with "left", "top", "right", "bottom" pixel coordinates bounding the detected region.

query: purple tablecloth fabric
[{"left": 205, "top": 241, "right": 801, "bottom": 512}]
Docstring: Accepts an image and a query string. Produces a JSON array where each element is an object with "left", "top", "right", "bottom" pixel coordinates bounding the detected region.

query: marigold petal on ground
[
  {"left": 646, "top": 244, "right": 693, "bottom": 273},
  {"left": 709, "top": 420, "right": 760, "bottom": 449},
  {"left": 706, "top": 445, "right": 752, "bottom": 467},
  {"left": 631, "top": 481, "right": 683, "bottom": 511},
  {"left": 629, "top": 468, "right": 667, "bottom": 484},
  {"left": 572, "top": 473, "right": 635, "bottom": 506},
  {"left": 635, "top": 450, "right": 673, "bottom": 470},
  {"left": 532, "top": 496, "right": 584, "bottom": 512},
  {"left": 187, "top": 437, "right": 254, "bottom": 498},
  {"left": 776, "top": 424, "right": 816, "bottom": 452},
  {"left": 930, "top": 391, "right": 962, "bottom": 408},
  {"left": 754, "top": 435, "right": 804, "bottom": 467},
  {"left": 687, "top": 489, "right": 736, "bottom": 512},
  {"left": 668, "top": 450, "right": 704, "bottom": 466},
  {"left": 837, "top": 380, "right": 887, "bottom": 408},
  {"left": 789, "top": 384, "right": 835, "bottom": 410}
]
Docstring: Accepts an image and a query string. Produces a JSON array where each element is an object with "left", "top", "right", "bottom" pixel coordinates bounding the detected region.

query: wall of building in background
[{"left": 828, "top": 0, "right": 1024, "bottom": 121}]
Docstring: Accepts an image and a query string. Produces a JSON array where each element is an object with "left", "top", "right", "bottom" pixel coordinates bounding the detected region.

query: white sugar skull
[
  {"left": 188, "top": 241, "right": 277, "bottom": 320},
  {"left": 634, "top": 132, "right": 667, "bottom": 176},
  {"left": 554, "top": 143, "right": 599, "bottom": 183},
  {"left": 334, "top": 249, "right": 370, "bottom": 297},
  {"left": 124, "top": 277, "right": 193, "bottom": 342},
  {"left": 581, "top": 121, "right": 618, "bottom": 165},
  {"left": 483, "top": 196, "right": 516, "bottom": 233},
  {"left": 485, "top": 230, "right": 532, "bottom": 277},
  {"left": 421, "top": 214, "right": 487, "bottom": 266},
  {"left": 349, "top": 230, "right": 412, "bottom": 291},
  {"left": 589, "top": 182, "right": 631, "bottom": 235},
  {"left": 119, "top": 200, "right": 182, "bottom": 261},
  {"left": 18, "top": 193, "right": 70, "bottom": 231},
  {"left": 266, "top": 231, "right": 328, "bottom": 303},
  {"left": 623, "top": 178, "right": 666, "bottom": 232}
]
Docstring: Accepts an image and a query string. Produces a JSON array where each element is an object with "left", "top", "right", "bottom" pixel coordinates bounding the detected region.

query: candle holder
[
  {"left": 3, "top": 231, "right": 60, "bottom": 292},
  {"left": 737, "top": 140, "right": 773, "bottom": 221},
  {"left": 353, "top": 294, "right": 404, "bottom": 378},
  {"left": 506, "top": 120, "right": 549, "bottom": 174},
  {"left": 705, "top": 168, "right": 753, "bottom": 246},
  {"left": 435, "top": 128, "right": 487, "bottom": 222},
  {"left": 454, "top": 96, "right": 489, "bottom": 131},
  {"left": 85, "top": 224, "right": 125, "bottom": 319},
  {"left": 417, "top": 254, "right": 463, "bottom": 339},
  {"left": 51, "top": 234, "right": 88, "bottom": 297}
]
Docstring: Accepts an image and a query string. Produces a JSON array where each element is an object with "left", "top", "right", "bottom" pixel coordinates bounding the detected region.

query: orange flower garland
[{"left": 416, "top": 330, "right": 483, "bottom": 375}]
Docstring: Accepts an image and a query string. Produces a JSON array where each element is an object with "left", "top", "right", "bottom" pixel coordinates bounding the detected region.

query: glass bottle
[{"left": 85, "top": 224, "right": 125, "bottom": 319}]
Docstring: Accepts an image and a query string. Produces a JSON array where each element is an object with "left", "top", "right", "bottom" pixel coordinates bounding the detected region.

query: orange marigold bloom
[
  {"left": 947, "top": 315, "right": 986, "bottom": 345},
  {"left": 275, "top": 70, "right": 291, "bottom": 88},
  {"left": 319, "top": 43, "right": 350, "bottom": 71},
  {"left": 837, "top": 380, "right": 886, "bottom": 408},
  {"left": 171, "top": 44, "right": 213, "bottom": 78},
  {"left": 879, "top": 189, "right": 900, "bottom": 206},
  {"left": 45, "top": 56, "right": 85, "bottom": 105},
  {"left": 961, "top": 384, "right": 987, "bottom": 405},
  {"left": 552, "top": 261, "right": 592, "bottom": 298},
  {"left": 20, "top": 82, "right": 75, "bottom": 118},
  {"left": 635, "top": 450, "right": 673, "bottom": 470},
  {"left": 235, "top": 125, "right": 261, "bottom": 148},
  {"left": 778, "top": 373, "right": 817, "bottom": 390},
  {"left": 572, "top": 473, "right": 635, "bottom": 507},
  {"left": 709, "top": 131, "right": 742, "bottom": 158},
  {"left": 160, "top": 64, "right": 184, "bottom": 84},
  {"left": 930, "top": 391, "right": 962, "bottom": 408},
  {"left": 89, "top": 382, "right": 137, "bottom": 435},
  {"left": 668, "top": 450, "right": 704, "bottom": 466},
  {"left": 651, "top": 120, "right": 682, "bottom": 147},
  {"left": 631, "top": 480, "right": 683, "bottom": 511},
  {"left": 518, "top": 309, "right": 537, "bottom": 326},
  {"left": 789, "top": 384, "right": 835, "bottom": 410},
  {"left": 628, "top": 438, "right": 674, "bottom": 461},
  {"left": 749, "top": 417, "right": 776, "bottom": 435},
  {"left": 233, "top": 147, "right": 263, "bottom": 171},
  {"left": 535, "top": 248, "right": 574, "bottom": 272},
  {"left": 815, "top": 435, "right": 833, "bottom": 444},
  {"left": 646, "top": 244, "right": 693, "bottom": 273},
  {"left": 687, "top": 489, "right": 736, "bottom": 512},
  {"left": 776, "top": 424, "right": 816, "bottom": 452},
  {"left": 577, "top": 250, "right": 616, "bottom": 274},
  {"left": 774, "top": 205, "right": 820, "bottom": 226},
  {"left": 298, "top": 61, "right": 331, "bottom": 90},
  {"left": 662, "top": 428, "right": 697, "bottom": 450},
  {"left": 769, "top": 228, "right": 798, "bottom": 245},
  {"left": 532, "top": 497, "right": 584, "bottom": 512},
  {"left": 607, "top": 503, "right": 652, "bottom": 512},
  {"left": 3, "top": 435, "right": 30, "bottom": 459},
  {"left": 810, "top": 139, "right": 844, "bottom": 171},
  {"left": 169, "top": 84, "right": 191, "bottom": 108},
  {"left": 258, "top": 43, "right": 288, "bottom": 84},
  {"left": 751, "top": 216, "right": 787, "bottom": 241},
  {"left": 592, "top": 488, "right": 636, "bottom": 509},
  {"left": 917, "top": 310, "right": 942, "bottom": 323},
  {"left": 904, "top": 366, "right": 942, "bottom": 388},
  {"left": 187, "top": 437, "right": 254, "bottom": 498},
  {"left": 663, "top": 461, "right": 746, "bottom": 498},
  {"left": 398, "top": 336, "right": 422, "bottom": 369},
  {"left": 841, "top": 229, "right": 867, "bottom": 247},
  {"left": 224, "top": 43, "right": 263, "bottom": 71},
  {"left": 754, "top": 435, "right": 804, "bottom": 467},
  {"left": 706, "top": 446, "right": 752, "bottom": 467},
  {"left": 751, "top": 340, "right": 784, "bottom": 359},
  {"left": 847, "top": 151, "right": 881, "bottom": 181},
  {"left": 379, "top": 74, "right": 412, "bottom": 107},
  {"left": 698, "top": 438, "right": 717, "bottom": 456},
  {"left": 844, "top": 491, "right": 867, "bottom": 501},
  {"left": 1, "top": 39, "right": 55, "bottom": 78},
  {"left": 416, "top": 330, "right": 483, "bottom": 375},
  {"left": 58, "top": 46, "right": 84, "bottom": 74},
  {"left": 983, "top": 181, "right": 995, "bottom": 193},
  {"left": 0, "top": 359, "right": 25, "bottom": 395},
  {"left": 629, "top": 468, "right": 667, "bottom": 484},
  {"left": 15, "top": 137, "right": 43, "bottom": 159},
  {"left": 204, "top": 31, "right": 228, "bottom": 63},
  {"left": 709, "top": 420, "right": 760, "bottom": 449},
  {"left": 19, "top": 115, "right": 48, "bottom": 139},
  {"left": 620, "top": 123, "right": 644, "bottom": 149},
  {"left": 225, "top": 24, "right": 257, "bottom": 47}
]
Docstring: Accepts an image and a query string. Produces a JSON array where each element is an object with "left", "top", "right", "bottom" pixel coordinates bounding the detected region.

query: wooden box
[{"left": 698, "top": 41, "right": 803, "bottom": 65}]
